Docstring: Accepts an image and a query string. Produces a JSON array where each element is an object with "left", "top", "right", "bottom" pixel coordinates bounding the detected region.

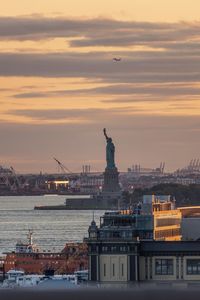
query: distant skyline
[{"left": 0, "top": 1, "right": 200, "bottom": 173}]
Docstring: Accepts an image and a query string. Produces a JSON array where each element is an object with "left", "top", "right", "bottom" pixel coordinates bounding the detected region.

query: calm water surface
[{"left": 0, "top": 196, "right": 103, "bottom": 255}]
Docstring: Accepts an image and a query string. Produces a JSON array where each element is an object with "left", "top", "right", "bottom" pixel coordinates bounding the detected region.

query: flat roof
[
  {"left": 66, "top": 195, "right": 92, "bottom": 199},
  {"left": 140, "top": 241, "right": 200, "bottom": 253}
]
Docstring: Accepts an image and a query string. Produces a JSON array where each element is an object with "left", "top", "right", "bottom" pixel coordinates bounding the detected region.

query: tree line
[{"left": 122, "top": 184, "right": 200, "bottom": 207}]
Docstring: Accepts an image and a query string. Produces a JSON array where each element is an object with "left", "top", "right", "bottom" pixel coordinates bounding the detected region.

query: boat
[
  {"left": 2, "top": 269, "right": 78, "bottom": 289},
  {"left": 74, "top": 270, "right": 88, "bottom": 282},
  {"left": 3, "top": 230, "right": 88, "bottom": 275}
]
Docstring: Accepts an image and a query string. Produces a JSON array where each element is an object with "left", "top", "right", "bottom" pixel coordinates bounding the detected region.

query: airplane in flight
[{"left": 113, "top": 57, "right": 122, "bottom": 62}]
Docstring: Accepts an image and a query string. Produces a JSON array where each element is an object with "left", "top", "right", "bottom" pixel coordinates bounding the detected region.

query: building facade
[
  {"left": 86, "top": 195, "right": 200, "bottom": 283},
  {"left": 87, "top": 238, "right": 200, "bottom": 282}
]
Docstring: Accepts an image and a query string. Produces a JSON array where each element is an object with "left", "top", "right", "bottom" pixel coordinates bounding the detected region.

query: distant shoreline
[{"left": 34, "top": 205, "right": 106, "bottom": 210}]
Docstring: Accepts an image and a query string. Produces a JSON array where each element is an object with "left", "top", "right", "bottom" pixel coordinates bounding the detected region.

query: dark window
[
  {"left": 91, "top": 245, "right": 97, "bottom": 252},
  {"left": 187, "top": 259, "right": 200, "bottom": 275},
  {"left": 103, "top": 264, "right": 106, "bottom": 277},
  {"left": 155, "top": 259, "right": 173, "bottom": 275},
  {"left": 129, "top": 255, "right": 135, "bottom": 281},
  {"left": 112, "top": 264, "right": 115, "bottom": 276},
  {"left": 121, "top": 263, "right": 124, "bottom": 277},
  {"left": 120, "top": 246, "right": 126, "bottom": 252},
  {"left": 102, "top": 246, "right": 108, "bottom": 253},
  {"left": 91, "top": 256, "right": 97, "bottom": 281},
  {"left": 113, "top": 231, "right": 120, "bottom": 238},
  {"left": 111, "top": 246, "right": 117, "bottom": 252}
]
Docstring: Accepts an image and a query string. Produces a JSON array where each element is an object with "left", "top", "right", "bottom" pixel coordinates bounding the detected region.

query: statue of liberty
[{"left": 103, "top": 128, "right": 116, "bottom": 169}]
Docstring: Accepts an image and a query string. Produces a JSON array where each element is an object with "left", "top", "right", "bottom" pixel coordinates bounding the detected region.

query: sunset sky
[{"left": 1, "top": 0, "right": 200, "bottom": 173}]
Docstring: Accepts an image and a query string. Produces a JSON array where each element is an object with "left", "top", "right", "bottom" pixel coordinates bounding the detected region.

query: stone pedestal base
[{"left": 102, "top": 167, "right": 121, "bottom": 194}]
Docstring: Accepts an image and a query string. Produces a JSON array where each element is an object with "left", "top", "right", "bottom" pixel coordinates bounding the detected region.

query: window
[
  {"left": 155, "top": 259, "right": 173, "bottom": 275},
  {"left": 111, "top": 246, "right": 117, "bottom": 252},
  {"left": 103, "top": 264, "right": 106, "bottom": 277},
  {"left": 102, "top": 246, "right": 108, "bottom": 252},
  {"left": 121, "top": 264, "right": 124, "bottom": 277},
  {"left": 113, "top": 231, "right": 120, "bottom": 238},
  {"left": 120, "top": 246, "right": 126, "bottom": 252},
  {"left": 112, "top": 264, "right": 115, "bottom": 276},
  {"left": 187, "top": 259, "right": 200, "bottom": 275}
]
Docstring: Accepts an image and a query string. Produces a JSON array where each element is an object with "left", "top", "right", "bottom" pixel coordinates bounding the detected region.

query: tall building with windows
[
  {"left": 86, "top": 195, "right": 200, "bottom": 283},
  {"left": 142, "top": 195, "right": 181, "bottom": 241}
]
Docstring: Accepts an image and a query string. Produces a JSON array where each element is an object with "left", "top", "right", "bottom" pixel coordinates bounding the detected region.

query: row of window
[
  {"left": 100, "top": 258, "right": 200, "bottom": 279},
  {"left": 15, "top": 254, "right": 62, "bottom": 258},
  {"left": 99, "top": 231, "right": 154, "bottom": 240},
  {"left": 102, "top": 218, "right": 136, "bottom": 227},
  {"left": 19, "top": 261, "right": 60, "bottom": 265},
  {"left": 100, "top": 231, "right": 133, "bottom": 239},
  {"left": 138, "top": 232, "right": 153, "bottom": 239},
  {"left": 102, "top": 246, "right": 128, "bottom": 253},
  {"left": 100, "top": 245, "right": 137, "bottom": 253},
  {"left": 155, "top": 217, "right": 181, "bottom": 227},
  {"left": 155, "top": 259, "right": 200, "bottom": 276},
  {"left": 154, "top": 228, "right": 180, "bottom": 239},
  {"left": 6, "top": 260, "right": 60, "bottom": 265}
]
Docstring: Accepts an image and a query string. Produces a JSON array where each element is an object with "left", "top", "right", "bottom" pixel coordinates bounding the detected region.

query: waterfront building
[
  {"left": 88, "top": 195, "right": 182, "bottom": 242},
  {"left": 86, "top": 195, "right": 200, "bottom": 283},
  {"left": 45, "top": 179, "right": 69, "bottom": 192},
  {"left": 87, "top": 238, "right": 200, "bottom": 283}
]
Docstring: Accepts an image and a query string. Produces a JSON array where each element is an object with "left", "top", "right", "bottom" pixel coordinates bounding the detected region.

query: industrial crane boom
[{"left": 53, "top": 157, "right": 73, "bottom": 174}]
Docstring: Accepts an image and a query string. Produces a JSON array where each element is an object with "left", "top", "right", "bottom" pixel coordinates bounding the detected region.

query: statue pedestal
[{"left": 102, "top": 167, "right": 121, "bottom": 198}]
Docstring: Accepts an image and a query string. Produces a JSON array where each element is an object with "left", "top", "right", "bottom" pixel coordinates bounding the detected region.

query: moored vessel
[{"left": 3, "top": 231, "right": 88, "bottom": 275}]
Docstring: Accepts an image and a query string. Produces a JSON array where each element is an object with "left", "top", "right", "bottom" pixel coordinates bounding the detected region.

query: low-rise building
[{"left": 86, "top": 195, "right": 200, "bottom": 283}]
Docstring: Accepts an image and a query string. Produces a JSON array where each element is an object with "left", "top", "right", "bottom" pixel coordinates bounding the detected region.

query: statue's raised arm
[{"left": 103, "top": 128, "right": 109, "bottom": 141}]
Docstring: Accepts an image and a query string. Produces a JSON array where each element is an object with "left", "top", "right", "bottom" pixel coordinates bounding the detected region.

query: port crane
[
  {"left": 10, "top": 166, "right": 21, "bottom": 188},
  {"left": 53, "top": 157, "right": 73, "bottom": 174},
  {"left": 0, "top": 165, "right": 23, "bottom": 192}
]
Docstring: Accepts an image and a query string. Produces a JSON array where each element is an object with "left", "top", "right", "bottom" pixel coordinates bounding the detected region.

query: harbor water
[{"left": 0, "top": 195, "right": 103, "bottom": 255}]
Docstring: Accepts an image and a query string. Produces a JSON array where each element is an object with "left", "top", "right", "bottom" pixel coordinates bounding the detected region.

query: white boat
[
  {"left": 2, "top": 269, "right": 78, "bottom": 289},
  {"left": 74, "top": 270, "right": 88, "bottom": 282}
]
